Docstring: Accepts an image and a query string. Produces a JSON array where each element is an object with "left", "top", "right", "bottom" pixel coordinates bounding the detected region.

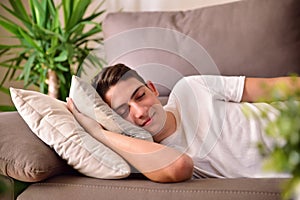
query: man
[{"left": 67, "top": 63, "right": 299, "bottom": 182}]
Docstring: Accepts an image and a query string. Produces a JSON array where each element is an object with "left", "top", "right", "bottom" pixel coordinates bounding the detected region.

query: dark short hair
[{"left": 95, "top": 63, "right": 146, "bottom": 102}]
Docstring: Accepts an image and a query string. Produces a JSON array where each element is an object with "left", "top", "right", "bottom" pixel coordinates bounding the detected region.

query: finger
[
  {"left": 66, "top": 98, "right": 73, "bottom": 111},
  {"left": 66, "top": 97, "right": 78, "bottom": 114}
]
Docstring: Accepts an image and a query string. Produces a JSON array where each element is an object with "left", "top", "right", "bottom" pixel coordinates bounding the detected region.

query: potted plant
[
  {"left": 244, "top": 76, "right": 300, "bottom": 199},
  {"left": 0, "top": 0, "right": 105, "bottom": 104},
  {"left": 262, "top": 81, "right": 300, "bottom": 199}
]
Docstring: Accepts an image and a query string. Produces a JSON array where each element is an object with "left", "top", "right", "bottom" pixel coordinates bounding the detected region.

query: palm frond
[{"left": 0, "top": 0, "right": 105, "bottom": 101}]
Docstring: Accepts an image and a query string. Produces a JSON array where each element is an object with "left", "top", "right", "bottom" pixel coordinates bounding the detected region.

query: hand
[
  {"left": 66, "top": 97, "right": 81, "bottom": 116},
  {"left": 66, "top": 98, "right": 104, "bottom": 136}
]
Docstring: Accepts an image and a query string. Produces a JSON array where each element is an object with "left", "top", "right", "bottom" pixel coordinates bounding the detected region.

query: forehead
[{"left": 105, "top": 77, "right": 144, "bottom": 108}]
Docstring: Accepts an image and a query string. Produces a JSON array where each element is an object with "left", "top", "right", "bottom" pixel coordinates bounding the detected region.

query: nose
[{"left": 130, "top": 102, "right": 147, "bottom": 119}]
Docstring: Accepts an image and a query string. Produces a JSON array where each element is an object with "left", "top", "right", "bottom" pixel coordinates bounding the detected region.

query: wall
[
  {"left": 0, "top": 0, "right": 25, "bottom": 108},
  {"left": 106, "top": 0, "right": 241, "bottom": 11},
  {"left": 0, "top": 0, "right": 241, "bottom": 107}
]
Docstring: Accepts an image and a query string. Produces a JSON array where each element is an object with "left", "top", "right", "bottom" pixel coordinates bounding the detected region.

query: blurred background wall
[{"left": 0, "top": 0, "right": 241, "bottom": 107}]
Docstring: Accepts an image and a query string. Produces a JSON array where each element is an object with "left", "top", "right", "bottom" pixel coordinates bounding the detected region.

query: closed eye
[
  {"left": 119, "top": 109, "right": 129, "bottom": 118},
  {"left": 115, "top": 105, "right": 129, "bottom": 118},
  {"left": 135, "top": 92, "right": 145, "bottom": 101}
]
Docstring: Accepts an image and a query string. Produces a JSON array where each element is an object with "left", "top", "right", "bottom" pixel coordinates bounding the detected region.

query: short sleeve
[
  {"left": 182, "top": 75, "right": 245, "bottom": 102},
  {"left": 219, "top": 75, "right": 245, "bottom": 102}
]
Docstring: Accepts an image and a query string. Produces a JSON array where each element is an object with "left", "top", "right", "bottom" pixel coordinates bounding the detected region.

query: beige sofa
[{"left": 1, "top": 0, "right": 300, "bottom": 199}]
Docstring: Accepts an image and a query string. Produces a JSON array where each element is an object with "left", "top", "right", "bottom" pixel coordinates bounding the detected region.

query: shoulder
[
  {"left": 171, "top": 75, "right": 246, "bottom": 102},
  {"left": 170, "top": 75, "right": 213, "bottom": 99},
  {"left": 174, "top": 75, "right": 206, "bottom": 87},
  {"left": 173, "top": 75, "right": 226, "bottom": 90},
  {"left": 178, "top": 75, "right": 246, "bottom": 89}
]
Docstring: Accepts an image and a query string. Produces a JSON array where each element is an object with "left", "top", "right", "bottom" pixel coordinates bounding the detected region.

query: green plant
[
  {"left": 0, "top": 85, "right": 16, "bottom": 111},
  {"left": 0, "top": 0, "right": 105, "bottom": 103},
  {"left": 246, "top": 76, "right": 300, "bottom": 199}
]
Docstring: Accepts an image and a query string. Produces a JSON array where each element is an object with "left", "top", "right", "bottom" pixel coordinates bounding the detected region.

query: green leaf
[
  {"left": 51, "top": 7, "right": 60, "bottom": 33},
  {"left": 8, "top": 0, "right": 31, "bottom": 22},
  {"left": 54, "top": 50, "right": 68, "bottom": 62},
  {"left": 30, "top": 23, "right": 64, "bottom": 42},
  {"left": 0, "top": 67, "right": 10, "bottom": 87},
  {"left": 77, "top": 26, "right": 101, "bottom": 44},
  {"left": 0, "top": 44, "right": 23, "bottom": 49},
  {"left": 90, "top": 0, "right": 106, "bottom": 15},
  {"left": 41, "top": 0, "right": 48, "bottom": 26},
  {"left": 0, "top": 58, "right": 23, "bottom": 86},
  {"left": 83, "top": 9, "right": 105, "bottom": 22},
  {"left": 30, "top": 0, "right": 44, "bottom": 25},
  {"left": 0, "top": 85, "right": 10, "bottom": 94},
  {"left": 0, "top": 0, "right": 105, "bottom": 101},
  {"left": 67, "top": 23, "right": 84, "bottom": 40},
  {"left": 0, "top": 105, "right": 16, "bottom": 111},
  {"left": 56, "top": 70, "right": 66, "bottom": 84},
  {"left": 21, "top": 54, "right": 36, "bottom": 85},
  {"left": 65, "top": 0, "right": 91, "bottom": 31},
  {"left": 0, "top": 62, "right": 22, "bottom": 70},
  {"left": 56, "top": 63, "right": 69, "bottom": 72},
  {"left": 62, "top": 0, "right": 71, "bottom": 26},
  {"left": 39, "top": 67, "right": 48, "bottom": 93},
  {"left": 0, "top": 1, "right": 31, "bottom": 30},
  {"left": 46, "top": 0, "right": 57, "bottom": 16},
  {"left": 0, "top": 18, "right": 22, "bottom": 37},
  {"left": 18, "top": 28, "right": 43, "bottom": 52},
  {"left": 70, "top": 22, "right": 102, "bottom": 43}
]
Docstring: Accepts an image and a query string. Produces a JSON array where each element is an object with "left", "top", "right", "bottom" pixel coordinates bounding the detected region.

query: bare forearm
[
  {"left": 242, "top": 77, "right": 300, "bottom": 102},
  {"left": 66, "top": 98, "right": 193, "bottom": 182},
  {"left": 90, "top": 127, "right": 193, "bottom": 182}
]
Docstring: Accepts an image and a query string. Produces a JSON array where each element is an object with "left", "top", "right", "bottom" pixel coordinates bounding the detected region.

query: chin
[
  {"left": 146, "top": 105, "right": 167, "bottom": 135},
  {"left": 146, "top": 118, "right": 166, "bottom": 137}
]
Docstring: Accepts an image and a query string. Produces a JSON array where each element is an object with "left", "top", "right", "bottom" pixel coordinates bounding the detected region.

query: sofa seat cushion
[{"left": 17, "top": 175, "right": 287, "bottom": 200}]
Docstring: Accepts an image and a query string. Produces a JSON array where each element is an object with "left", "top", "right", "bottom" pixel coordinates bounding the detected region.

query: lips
[
  {"left": 140, "top": 108, "right": 157, "bottom": 127},
  {"left": 141, "top": 111, "right": 156, "bottom": 127},
  {"left": 142, "top": 118, "right": 152, "bottom": 127}
]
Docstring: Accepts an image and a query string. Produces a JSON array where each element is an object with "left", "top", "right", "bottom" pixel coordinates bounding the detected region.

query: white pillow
[
  {"left": 10, "top": 87, "right": 130, "bottom": 179},
  {"left": 69, "top": 75, "right": 153, "bottom": 141}
]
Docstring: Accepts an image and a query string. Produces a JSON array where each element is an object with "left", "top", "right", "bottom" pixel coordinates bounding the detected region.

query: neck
[{"left": 153, "top": 111, "right": 176, "bottom": 143}]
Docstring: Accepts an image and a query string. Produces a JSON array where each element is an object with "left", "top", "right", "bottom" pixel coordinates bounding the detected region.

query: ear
[{"left": 146, "top": 81, "right": 159, "bottom": 97}]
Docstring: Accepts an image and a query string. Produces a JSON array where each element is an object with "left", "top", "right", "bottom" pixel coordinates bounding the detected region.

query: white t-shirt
[{"left": 161, "top": 75, "right": 287, "bottom": 178}]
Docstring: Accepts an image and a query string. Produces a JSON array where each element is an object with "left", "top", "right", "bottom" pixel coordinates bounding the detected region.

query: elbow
[
  {"left": 169, "top": 154, "right": 194, "bottom": 182},
  {"left": 153, "top": 154, "right": 194, "bottom": 183}
]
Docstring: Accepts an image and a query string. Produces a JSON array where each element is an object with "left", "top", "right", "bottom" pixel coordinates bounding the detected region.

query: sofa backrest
[{"left": 102, "top": 0, "right": 300, "bottom": 96}]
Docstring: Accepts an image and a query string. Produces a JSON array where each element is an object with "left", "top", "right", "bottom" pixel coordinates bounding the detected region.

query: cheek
[
  {"left": 146, "top": 97, "right": 162, "bottom": 115},
  {"left": 146, "top": 93, "right": 161, "bottom": 105},
  {"left": 124, "top": 115, "right": 136, "bottom": 125},
  {"left": 144, "top": 104, "right": 167, "bottom": 135}
]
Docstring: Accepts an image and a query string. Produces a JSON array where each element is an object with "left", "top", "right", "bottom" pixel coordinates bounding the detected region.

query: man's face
[{"left": 105, "top": 77, "right": 167, "bottom": 136}]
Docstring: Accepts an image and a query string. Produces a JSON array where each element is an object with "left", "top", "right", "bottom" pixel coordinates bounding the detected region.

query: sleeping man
[{"left": 67, "top": 63, "right": 299, "bottom": 183}]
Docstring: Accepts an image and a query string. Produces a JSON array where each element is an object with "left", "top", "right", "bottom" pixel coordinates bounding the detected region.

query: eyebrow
[{"left": 114, "top": 85, "right": 145, "bottom": 111}]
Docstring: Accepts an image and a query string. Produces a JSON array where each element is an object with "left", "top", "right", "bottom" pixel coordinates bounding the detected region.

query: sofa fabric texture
[
  {"left": 0, "top": 111, "right": 72, "bottom": 182},
  {"left": 103, "top": 0, "right": 300, "bottom": 96},
  {"left": 17, "top": 175, "right": 287, "bottom": 200}
]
